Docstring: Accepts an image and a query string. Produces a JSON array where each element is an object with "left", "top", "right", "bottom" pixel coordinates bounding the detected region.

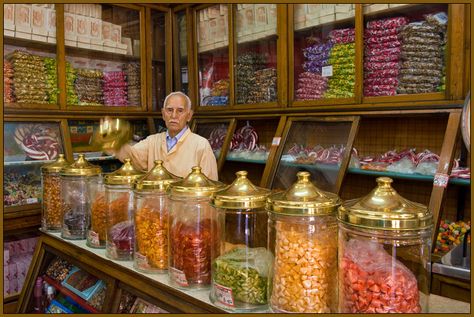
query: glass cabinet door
[
  {"left": 270, "top": 117, "right": 359, "bottom": 193},
  {"left": 362, "top": 4, "right": 448, "bottom": 97},
  {"left": 64, "top": 4, "right": 143, "bottom": 108},
  {"left": 191, "top": 119, "right": 236, "bottom": 171},
  {"left": 4, "top": 120, "right": 65, "bottom": 208},
  {"left": 175, "top": 11, "right": 189, "bottom": 95},
  {"left": 293, "top": 4, "right": 356, "bottom": 103},
  {"left": 4, "top": 4, "right": 58, "bottom": 107},
  {"left": 154, "top": 118, "right": 167, "bottom": 134},
  {"left": 196, "top": 5, "right": 230, "bottom": 107},
  {"left": 235, "top": 4, "right": 278, "bottom": 106},
  {"left": 150, "top": 9, "right": 167, "bottom": 110}
]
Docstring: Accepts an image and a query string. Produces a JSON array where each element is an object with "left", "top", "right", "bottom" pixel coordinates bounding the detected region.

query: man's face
[{"left": 162, "top": 95, "right": 193, "bottom": 137}]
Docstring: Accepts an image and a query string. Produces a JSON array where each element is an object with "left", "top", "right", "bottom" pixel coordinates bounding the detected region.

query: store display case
[
  {"left": 173, "top": 10, "right": 190, "bottom": 96},
  {"left": 3, "top": 4, "right": 59, "bottom": 110},
  {"left": 64, "top": 4, "right": 145, "bottom": 110},
  {"left": 3, "top": 119, "right": 68, "bottom": 214},
  {"left": 291, "top": 4, "right": 357, "bottom": 107},
  {"left": 191, "top": 118, "right": 236, "bottom": 171},
  {"left": 266, "top": 116, "right": 359, "bottom": 193}
]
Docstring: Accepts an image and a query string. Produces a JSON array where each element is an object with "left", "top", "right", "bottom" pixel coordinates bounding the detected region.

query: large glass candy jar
[
  {"left": 87, "top": 175, "right": 106, "bottom": 248},
  {"left": 41, "top": 154, "right": 70, "bottom": 232},
  {"left": 168, "top": 166, "right": 224, "bottom": 290},
  {"left": 133, "top": 160, "right": 180, "bottom": 273},
  {"left": 60, "top": 154, "right": 101, "bottom": 239},
  {"left": 210, "top": 171, "right": 272, "bottom": 312},
  {"left": 267, "top": 171, "right": 341, "bottom": 313},
  {"left": 104, "top": 159, "right": 144, "bottom": 261},
  {"left": 337, "top": 177, "right": 433, "bottom": 313}
]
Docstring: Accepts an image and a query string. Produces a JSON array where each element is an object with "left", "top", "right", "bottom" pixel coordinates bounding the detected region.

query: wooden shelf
[
  {"left": 225, "top": 157, "right": 267, "bottom": 164},
  {"left": 42, "top": 275, "right": 100, "bottom": 314},
  {"left": 4, "top": 159, "right": 54, "bottom": 166},
  {"left": 4, "top": 36, "right": 56, "bottom": 53},
  {"left": 65, "top": 45, "right": 140, "bottom": 63}
]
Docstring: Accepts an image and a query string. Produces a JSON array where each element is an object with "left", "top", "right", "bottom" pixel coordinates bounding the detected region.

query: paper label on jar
[
  {"left": 26, "top": 198, "right": 38, "bottom": 204},
  {"left": 322, "top": 65, "right": 333, "bottom": 77},
  {"left": 108, "top": 242, "right": 119, "bottom": 259},
  {"left": 88, "top": 231, "right": 100, "bottom": 247},
  {"left": 135, "top": 252, "right": 150, "bottom": 269},
  {"left": 170, "top": 267, "right": 189, "bottom": 287},
  {"left": 214, "top": 283, "right": 235, "bottom": 307},
  {"left": 433, "top": 172, "right": 449, "bottom": 188}
]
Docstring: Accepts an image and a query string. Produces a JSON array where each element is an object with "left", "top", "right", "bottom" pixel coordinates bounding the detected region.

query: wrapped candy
[
  {"left": 364, "top": 34, "right": 400, "bottom": 45},
  {"left": 296, "top": 72, "right": 328, "bottom": 100},
  {"left": 365, "top": 77, "right": 399, "bottom": 86},
  {"left": 103, "top": 71, "right": 128, "bottom": 106},
  {"left": 366, "top": 16, "right": 409, "bottom": 30},
  {"left": 44, "top": 58, "right": 59, "bottom": 104},
  {"left": 74, "top": 69, "right": 104, "bottom": 106},
  {"left": 365, "top": 46, "right": 401, "bottom": 57},
  {"left": 365, "top": 69, "right": 400, "bottom": 79},
  {"left": 66, "top": 62, "right": 79, "bottom": 105},
  {"left": 366, "top": 41, "right": 401, "bottom": 51},
  {"left": 123, "top": 63, "right": 141, "bottom": 106},
  {"left": 364, "top": 62, "right": 400, "bottom": 71},
  {"left": 236, "top": 53, "right": 269, "bottom": 104},
  {"left": 4, "top": 60, "right": 15, "bottom": 103},
  {"left": 364, "top": 27, "right": 399, "bottom": 38}
]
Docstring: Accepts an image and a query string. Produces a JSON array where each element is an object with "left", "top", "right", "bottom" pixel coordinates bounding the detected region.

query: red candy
[{"left": 366, "top": 17, "right": 409, "bottom": 30}]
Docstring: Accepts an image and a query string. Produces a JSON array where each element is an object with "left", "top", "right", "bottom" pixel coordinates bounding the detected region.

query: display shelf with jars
[
  {"left": 218, "top": 116, "right": 286, "bottom": 186},
  {"left": 191, "top": 118, "right": 236, "bottom": 172},
  {"left": 264, "top": 116, "right": 360, "bottom": 194}
]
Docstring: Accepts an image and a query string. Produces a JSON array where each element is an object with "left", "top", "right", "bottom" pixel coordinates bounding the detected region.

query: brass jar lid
[
  {"left": 104, "top": 158, "right": 144, "bottom": 185},
  {"left": 337, "top": 177, "right": 432, "bottom": 230},
  {"left": 92, "top": 117, "right": 130, "bottom": 151},
  {"left": 266, "top": 171, "right": 341, "bottom": 216},
  {"left": 41, "top": 154, "right": 70, "bottom": 173},
  {"left": 134, "top": 160, "right": 181, "bottom": 191},
  {"left": 169, "top": 166, "right": 224, "bottom": 198},
  {"left": 60, "top": 154, "right": 101, "bottom": 177},
  {"left": 211, "top": 171, "right": 271, "bottom": 209}
]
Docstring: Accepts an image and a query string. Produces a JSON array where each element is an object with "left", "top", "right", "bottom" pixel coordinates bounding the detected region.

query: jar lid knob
[
  {"left": 154, "top": 160, "right": 163, "bottom": 166},
  {"left": 376, "top": 177, "right": 393, "bottom": 187},
  {"left": 296, "top": 171, "right": 311, "bottom": 182},
  {"left": 58, "top": 154, "right": 64, "bottom": 159},
  {"left": 124, "top": 158, "right": 131, "bottom": 163},
  {"left": 192, "top": 166, "right": 201, "bottom": 173},
  {"left": 236, "top": 170, "right": 248, "bottom": 178}
]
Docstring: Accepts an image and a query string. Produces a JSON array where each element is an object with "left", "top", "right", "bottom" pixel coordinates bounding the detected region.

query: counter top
[{"left": 45, "top": 232, "right": 470, "bottom": 314}]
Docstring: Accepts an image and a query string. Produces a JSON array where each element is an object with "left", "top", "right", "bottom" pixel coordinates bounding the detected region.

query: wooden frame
[
  {"left": 190, "top": 118, "right": 237, "bottom": 172},
  {"left": 264, "top": 115, "right": 360, "bottom": 194}
]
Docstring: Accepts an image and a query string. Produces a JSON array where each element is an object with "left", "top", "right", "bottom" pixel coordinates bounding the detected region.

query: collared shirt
[{"left": 166, "top": 126, "right": 188, "bottom": 152}]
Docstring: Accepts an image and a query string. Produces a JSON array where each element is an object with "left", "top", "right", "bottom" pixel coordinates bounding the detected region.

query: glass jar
[
  {"left": 133, "top": 160, "right": 180, "bottom": 273},
  {"left": 267, "top": 171, "right": 341, "bottom": 313},
  {"left": 337, "top": 177, "right": 433, "bottom": 313},
  {"left": 209, "top": 171, "right": 271, "bottom": 312},
  {"left": 104, "top": 158, "right": 144, "bottom": 261},
  {"left": 41, "top": 154, "right": 70, "bottom": 232},
  {"left": 60, "top": 154, "right": 101, "bottom": 240},
  {"left": 168, "top": 166, "right": 224, "bottom": 290},
  {"left": 87, "top": 175, "right": 106, "bottom": 248}
]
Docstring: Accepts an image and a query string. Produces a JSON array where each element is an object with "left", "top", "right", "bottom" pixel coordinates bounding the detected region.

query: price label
[
  {"left": 272, "top": 137, "right": 281, "bottom": 146},
  {"left": 135, "top": 252, "right": 150, "bottom": 269},
  {"left": 170, "top": 267, "right": 189, "bottom": 287},
  {"left": 214, "top": 283, "right": 235, "bottom": 307},
  {"left": 322, "top": 65, "right": 333, "bottom": 77},
  {"left": 26, "top": 198, "right": 38, "bottom": 204},
  {"left": 108, "top": 242, "right": 118, "bottom": 259},
  {"left": 87, "top": 230, "right": 100, "bottom": 247},
  {"left": 434, "top": 173, "right": 449, "bottom": 188}
]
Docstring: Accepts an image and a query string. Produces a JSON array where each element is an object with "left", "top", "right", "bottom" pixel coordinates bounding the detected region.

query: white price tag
[
  {"left": 87, "top": 230, "right": 100, "bottom": 247},
  {"left": 322, "top": 65, "right": 333, "bottom": 77},
  {"left": 434, "top": 173, "right": 449, "bottom": 188},
  {"left": 170, "top": 267, "right": 189, "bottom": 287},
  {"left": 272, "top": 137, "right": 281, "bottom": 146},
  {"left": 135, "top": 252, "right": 150, "bottom": 269},
  {"left": 26, "top": 198, "right": 38, "bottom": 204},
  {"left": 214, "top": 283, "right": 235, "bottom": 307}
]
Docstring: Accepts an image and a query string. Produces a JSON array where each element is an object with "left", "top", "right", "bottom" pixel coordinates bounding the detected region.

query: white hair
[{"left": 163, "top": 91, "right": 192, "bottom": 110}]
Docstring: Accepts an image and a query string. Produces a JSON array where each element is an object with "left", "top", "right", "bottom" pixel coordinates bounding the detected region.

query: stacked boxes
[
  {"left": 197, "top": 4, "right": 228, "bottom": 53},
  {"left": 236, "top": 4, "right": 277, "bottom": 44},
  {"left": 14, "top": 4, "right": 32, "bottom": 39},
  {"left": 304, "top": 4, "right": 355, "bottom": 29},
  {"left": 362, "top": 4, "right": 389, "bottom": 14},
  {"left": 4, "top": 4, "right": 15, "bottom": 37}
]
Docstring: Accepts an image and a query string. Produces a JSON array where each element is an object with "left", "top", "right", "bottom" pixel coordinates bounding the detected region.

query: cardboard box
[
  {"left": 306, "top": 4, "right": 320, "bottom": 14},
  {"left": 65, "top": 39, "right": 77, "bottom": 47},
  {"left": 198, "top": 20, "right": 209, "bottom": 45},
  {"left": 220, "top": 4, "right": 228, "bottom": 16},
  {"left": 320, "top": 4, "right": 335, "bottom": 16},
  {"left": 319, "top": 14, "right": 335, "bottom": 25},
  {"left": 207, "top": 5, "right": 220, "bottom": 19},
  {"left": 294, "top": 21, "right": 305, "bottom": 31},
  {"left": 305, "top": 17, "right": 321, "bottom": 29},
  {"left": 364, "top": 4, "right": 389, "bottom": 13},
  {"left": 46, "top": 8, "right": 56, "bottom": 36},
  {"left": 4, "top": 29, "right": 15, "bottom": 37},
  {"left": 31, "top": 34, "right": 47, "bottom": 42},
  {"left": 89, "top": 17, "right": 102, "bottom": 41},
  {"left": 133, "top": 39, "right": 140, "bottom": 57},
  {"left": 15, "top": 31, "right": 32, "bottom": 40},
  {"left": 101, "top": 21, "right": 112, "bottom": 41},
  {"left": 76, "top": 14, "right": 91, "bottom": 43},
  {"left": 334, "top": 4, "right": 352, "bottom": 13},
  {"left": 4, "top": 4, "right": 15, "bottom": 31},
  {"left": 294, "top": 4, "right": 307, "bottom": 23},
  {"left": 336, "top": 11, "right": 355, "bottom": 20},
  {"left": 255, "top": 4, "right": 268, "bottom": 28},
  {"left": 208, "top": 19, "right": 218, "bottom": 44},
  {"left": 111, "top": 24, "right": 122, "bottom": 44},
  {"left": 389, "top": 4, "right": 411, "bottom": 8},
  {"left": 64, "top": 13, "right": 76, "bottom": 40},
  {"left": 268, "top": 4, "right": 277, "bottom": 26},
  {"left": 47, "top": 36, "right": 56, "bottom": 44},
  {"left": 236, "top": 10, "right": 245, "bottom": 37},
  {"left": 15, "top": 4, "right": 32, "bottom": 33},
  {"left": 122, "top": 37, "right": 133, "bottom": 55},
  {"left": 216, "top": 16, "right": 227, "bottom": 42}
]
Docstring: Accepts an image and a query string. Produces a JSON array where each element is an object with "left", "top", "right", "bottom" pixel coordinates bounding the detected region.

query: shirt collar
[{"left": 166, "top": 126, "right": 188, "bottom": 141}]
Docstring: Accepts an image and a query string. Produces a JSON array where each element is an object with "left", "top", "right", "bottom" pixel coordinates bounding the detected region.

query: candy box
[
  {"left": 64, "top": 13, "right": 77, "bottom": 41},
  {"left": 364, "top": 4, "right": 389, "bottom": 13},
  {"left": 254, "top": 4, "right": 269, "bottom": 31},
  {"left": 207, "top": 5, "right": 220, "bottom": 19},
  {"left": 319, "top": 14, "right": 336, "bottom": 25},
  {"left": 111, "top": 24, "right": 122, "bottom": 44},
  {"left": 62, "top": 266, "right": 106, "bottom": 301},
  {"left": 208, "top": 18, "right": 218, "bottom": 44},
  {"left": 268, "top": 4, "right": 277, "bottom": 25},
  {"left": 198, "top": 20, "right": 209, "bottom": 45},
  {"left": 46, "top": 8, "right": 56, "bottom": 37},
  {"left": 15, "top": 4, "right": 32, "bottom": 33},
  {"left": 89, "top": 18, "right": 102, "bottom": 44},
  {"left": 76, "top": 14, "right": 91, "bottom": 44},
  {"left": 216, "top": 16, "right": 227, "bottom": 42},
  {"left": 4, "top": 4, "right": 15, "bottom": 31}
]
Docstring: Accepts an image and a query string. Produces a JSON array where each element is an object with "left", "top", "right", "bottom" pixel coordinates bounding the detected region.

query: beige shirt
[{"left": 115, "top": 128, "right": 218, "bottom": 180}]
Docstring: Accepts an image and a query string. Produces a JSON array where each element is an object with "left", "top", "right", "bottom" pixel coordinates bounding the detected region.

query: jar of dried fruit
[
  {"left": 267, "top": 171, "right": 341, "bottom": 313},
  {"left": 337, "top": 177, "right": 432, "bottom": 313},
  {"left": 168, "top": 166, "right": 224, "bottom": 290},
  {"left": 209, "top": 171, "right": 272, "bottom": 312},
  {"left": 41, "top": 154, "right": 70, "bottom": 232},
  {"left": 60, "top": 154, "right": 101, "bottom": 240},
  {"left": 104, "top": 158, "right": 144, "bottom": 261},
  {"left": 87, "top": 174, "right": 106, "bottom": 248},
  {"left": 133, "top": 160, "right": 180, "bottom": 273}
]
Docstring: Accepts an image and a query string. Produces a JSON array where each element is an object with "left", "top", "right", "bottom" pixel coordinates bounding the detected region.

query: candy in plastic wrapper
[
  {"left": 328, "top": 28, "right": 355, "bottom": 39},
  {"left": 400, "top": 50, "right": 442, "bottom": 59},
  {"left": 365, "top": 54, "right": 400, "bottom": 63},
  {"left": 398, "top": 83, "right": 438, "bottom": 90},
  {"left": 400, "top": 68, "right": 442, "bottom": 77},
  {"left": 365, "top": 46, "right": 401, "bottom": 57},
  {"left": 364, "top": 77, "right": 399, "bottom": 86},
  {"left": 401, "top": 36, "right": 442, "bottom": 46},
  {"left": 400, "top": 59, "right": 443, "bottom": 68},
  {"left": 303, "top": 42, "right": 333, "bottom": 56},
  {"left": 364, "top": 34, "right": 400, "bottom": 45},
  {"left": 399, "top": 74, "right": 441, "bottom": 84},
  {"left": 402, "top": 44, "right": 442, "bottom": 53},
  {"left": 366, "top": 40, "right": 401, "bottom": 51},
  {"left": 364, "top": 88, "right": 397, "bottom": 97},
  {"left": 364, "top": 27, "right": 399, "bottom": 38},
  {"left": 365, "top": 69, "right": 400, "bottom": 79},
  {"left": 103, "top": 71, "right": 128, "bottom": 106},
  {"left": 366, "top": 16, "right": 408, "bottom": 30},
  {"left": 397, "top": 86, "right": 436, "bottom": 94},
  {"left": 330, "top": 35, "right": 355, "bottom": 45},
  {"left": 364, "top": 61, "right": 400, "bottom": 71}
]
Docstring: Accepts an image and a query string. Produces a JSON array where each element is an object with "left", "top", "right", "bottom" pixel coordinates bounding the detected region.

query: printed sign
[
  {"left": 215, "top": 283, "right": 235, "bottom": 307},
  {"left": 170, "top": 267, "right": 189, "bottom": 287},
  {"left": 433, "top": 173, "right": 449, "bottom": 188},
  {"left": 87, "top": 231, "right": 100, "bottom": 247},
  {"left": 322, "top": 65, "right": 333, "bottom": 77}
]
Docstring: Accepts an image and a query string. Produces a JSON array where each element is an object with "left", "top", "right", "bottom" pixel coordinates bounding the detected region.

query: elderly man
[{"left": 113, "top": 91, "right": 218, "bottom": 180}]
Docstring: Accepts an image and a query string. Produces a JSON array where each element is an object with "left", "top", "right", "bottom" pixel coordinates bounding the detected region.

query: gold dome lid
[
  {"left": 266, "top": 171, "right": 341, "bottom": 216},
  {"left": 104, "top": 158, "right": 144, "bottom": 185},
  {"left": 59, "top": 154, "right": 101, "bottom": 177},
  {"left": 41, "top": 154, "right": 70, "bottom": 173},
  {"left": 337, "top": 177, "right": 432, "bottom": 230},
  {"left": 92, "top": 117, "right": 130, "bottom": 151},
  {"left": 211, "top": 171, "right": 271, "bottom": 209},
  {"left": 134, "top": 160, "right": 181, "bottom": 191},
  {"left": 169, "top": 166, "right": 224, "bottom": 198}
]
